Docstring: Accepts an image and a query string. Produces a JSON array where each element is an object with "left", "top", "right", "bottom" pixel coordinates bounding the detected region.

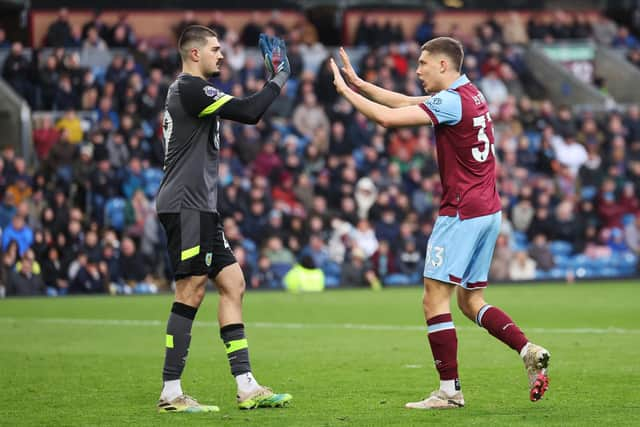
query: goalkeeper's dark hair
[
  {"left": 421, "top": 37, "right": 464, "bottom": 73},
  {"left": 178, "top": 25, "right": 218, "bottom": 59}
]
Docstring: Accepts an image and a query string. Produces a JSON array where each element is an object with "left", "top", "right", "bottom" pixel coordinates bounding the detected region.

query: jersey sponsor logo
[
  {"left": 203, "top": 85, "right": 218, "bottom": 97},
  {"left": 205, "top": 252, "right": 213, "bottom": 267}
]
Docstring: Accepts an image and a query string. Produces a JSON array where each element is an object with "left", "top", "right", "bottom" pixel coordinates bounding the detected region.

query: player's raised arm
[
  {"left": 330, "top": 58, "right": 431, "bottom": 128},
  {"left": 215, "top": 34, "right": 291, "bottom": 124},
  {"left": 338, "top": 47, "right": 429, "bottom": 108}
]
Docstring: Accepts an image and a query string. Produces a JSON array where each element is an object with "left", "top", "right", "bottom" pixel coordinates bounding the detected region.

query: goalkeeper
[{"left": 155, "top": 25, "right": 292, "bottom": 413}]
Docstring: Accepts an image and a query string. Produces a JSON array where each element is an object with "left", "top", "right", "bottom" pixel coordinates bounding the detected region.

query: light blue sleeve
[{"left": 422, "top": 90, "right": 462, "bottom": 126}]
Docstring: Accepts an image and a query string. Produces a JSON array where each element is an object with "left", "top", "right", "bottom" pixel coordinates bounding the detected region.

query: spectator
[
  {"left": 553, "top": 200, "right": 583, "bottom": 248},
  {"left": 0, "top": 27, "right": 10, "bottom": 48},
  {"left": 240, "top": 12, "right": 263, "bottom": 48},
  {"left": 2, "top": 42, "right": 34, "bottom": 105},
  {"left": 2, "top": 215, "right": 33, "bottom": 256},
  {"left": 301, "top": 233, "right": 329, "bottom": 270},
  {"left": 82, "top": 25, "right": 108, "bottom": 50},
  {"left": 7, "top": 250, "right": 45, "bottom": 296},
  {"left": 397, "top": 238, "right": 421, "bottom": 277},
  {"left": 611, "top": 26, "right": 638, "bottom": 49},
  {"left": 207, "top": 11, "right": 228, "bottom": 41},
  {"left": 529, "top": 233, "right": 555, "bottom": 272},
  {"left": 45, "top": 8, "right": 72, "bottom": 47},
  {"left": 262, "top": 236, "right": 295, "bottom": 266},
  {"left": 340, "top": 247, "right": 381, "bottom": 290},
  {"left": 41, "top": 246, "right": 69, "bottom": 295},
  {"left": 119, "top": 237, "right": 149, "bottom": 286},
  {"left": 351, "top": 218, "right": 379, "bottom": 258},
  {"left": 55, "top": 110, "right": 83, "bottom": 144},
  {"left": 0, "top": 241, "right": 19, "bottom": 298},
  {"left": 82, "top": 10, "right": 110, "bottom": 41},
  {"left": 489, "top": 234, "right": 511, "bottom": 281},
  {"left": 283, "top": 255, "right": 325, "bottom": 293},
  {"left": 69, "top": 253, "right": 105, "bottom": 294},
  {"left": 509, "top": 251, "right": 537, "bottom": 281},
  {"left": 370, "top": 240, "right": 397, "bottom": 281},
  {"left": 252, "top": 255, "right": 278, "bottom": 289},
  {"left": 33, "top": 115, "right": 60, "bottom": 160},
  {"left": 292, "top": 93, "right": 330, "bottom": 147},
  {"left": 5, "top": 175, "right": 32, "bottom": 207},
  {"left": 414, "top": 12, "right": 434, "bottom": 45}
]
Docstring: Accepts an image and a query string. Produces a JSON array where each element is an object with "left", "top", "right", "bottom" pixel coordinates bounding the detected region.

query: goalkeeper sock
[
  {"left": 235, "top": 372, "right": 261, "bottom": 394},
  {"left": 161, "top": 380, "right": 183, "bottom": 401},
  {"left": 161, "top": 302, "right": 197, "bottom": 400}
]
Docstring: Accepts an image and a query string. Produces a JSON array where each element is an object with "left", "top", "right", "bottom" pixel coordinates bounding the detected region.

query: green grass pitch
[{"left": 1, "top": 282, "right": 639, "bottom": 426}]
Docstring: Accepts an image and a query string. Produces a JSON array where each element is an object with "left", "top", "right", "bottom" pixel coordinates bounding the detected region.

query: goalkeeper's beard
[{"left": 205, "top": 70, "right": 221, "bottom": 78}]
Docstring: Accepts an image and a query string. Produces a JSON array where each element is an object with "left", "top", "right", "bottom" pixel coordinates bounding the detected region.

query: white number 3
[
  {"left": 426, "top": 243, "right": 444, "bottom": 268},
  {"left": 472, "top": 113, "right": 495, "bottom": 162}
]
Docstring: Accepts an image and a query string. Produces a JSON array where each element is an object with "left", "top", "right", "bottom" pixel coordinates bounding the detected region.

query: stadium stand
[{"left": 1, "top": 6, "right": 640, "bottom": 297}]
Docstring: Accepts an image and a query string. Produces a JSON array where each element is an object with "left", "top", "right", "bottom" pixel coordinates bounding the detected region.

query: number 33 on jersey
[{"left": 418, "top": 74, "right": 501, "bottom": 221}]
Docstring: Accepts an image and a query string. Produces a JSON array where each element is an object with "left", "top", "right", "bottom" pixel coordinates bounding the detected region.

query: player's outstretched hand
[
  {"left": 273, "top": 37, "right": 290, "bottom": 76},
  {"left": 259, "top": 33, "right": 276, "bottom": 76},
  {"left": 338, "top": 47, "right": 364, "bottom": 89},
  {"left": 329, "top": 58, "right": 348, "bottom": 95},
  {"left": 259, "top": 33, "right": 290, "bottom": 78}
]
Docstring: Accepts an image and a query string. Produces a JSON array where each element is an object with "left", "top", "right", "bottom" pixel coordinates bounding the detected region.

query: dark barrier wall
[{"left": 31, "top": 0, "right": 298, "bottom": 9}]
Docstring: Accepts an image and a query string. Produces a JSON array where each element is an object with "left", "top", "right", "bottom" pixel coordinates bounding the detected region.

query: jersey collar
[{"left": 448, "top": 74, "right": 470, "bottom": 90}]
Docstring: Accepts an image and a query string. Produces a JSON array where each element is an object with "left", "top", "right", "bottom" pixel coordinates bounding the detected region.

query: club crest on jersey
[
  {"left": 205, "top": 252, "right": 213, "bottom": 267},
  {"left": 203, "top": 85, "right": 217, "bottom": 97}
]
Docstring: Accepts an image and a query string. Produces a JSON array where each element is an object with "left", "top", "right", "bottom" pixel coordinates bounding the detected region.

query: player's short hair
[
  {"left": 178, "top": 25, "right": 218, "bottom": 59},
  {"left": 421, "top": 37, "right": 464, "bottom": 72}
]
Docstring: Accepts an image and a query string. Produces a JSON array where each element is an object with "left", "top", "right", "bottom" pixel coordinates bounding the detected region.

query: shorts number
[
  {"left": 471, "top": 113, "right": 495, "bottom": 162},
  {"left": 426, "top": 243, "right": 444, "bottom": 268}
]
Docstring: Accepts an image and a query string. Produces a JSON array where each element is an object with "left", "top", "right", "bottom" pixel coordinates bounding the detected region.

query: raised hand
[
  {"left": 329, "top": 58, "right": 348, "bottom": 95},
  {"left": 273, "top": 37, "right": 290, "bottom": 76},
  {"left": 259, "top": 33, "right": 277, "bottom": 76},
  {"left": 338, "top": 47, "right": 364, "bottom": 88}
]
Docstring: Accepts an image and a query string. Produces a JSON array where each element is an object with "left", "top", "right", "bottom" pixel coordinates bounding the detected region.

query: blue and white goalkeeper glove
[{"left": 259, "top": 33, "right": 290, "bottom": 88}]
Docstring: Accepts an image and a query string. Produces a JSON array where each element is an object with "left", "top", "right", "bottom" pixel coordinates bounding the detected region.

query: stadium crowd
[{"left": 1, "top": 8, "right": 640, "bottom": 297}]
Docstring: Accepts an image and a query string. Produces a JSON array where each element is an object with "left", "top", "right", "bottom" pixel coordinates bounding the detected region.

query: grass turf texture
[{"left": 1, "top": 282, "right": 639, "bottom": 426}]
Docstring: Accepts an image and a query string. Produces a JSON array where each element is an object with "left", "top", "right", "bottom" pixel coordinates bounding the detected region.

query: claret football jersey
[{"left": 419, "top": 74, "right": 502, "bottom": 220}]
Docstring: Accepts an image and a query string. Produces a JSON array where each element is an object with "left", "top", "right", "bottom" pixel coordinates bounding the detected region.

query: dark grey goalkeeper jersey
[{"left": 156, "top": 73, "right": 233, "bottom": 214}]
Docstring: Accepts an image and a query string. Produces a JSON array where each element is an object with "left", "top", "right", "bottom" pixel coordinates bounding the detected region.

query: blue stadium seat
[
  {"left": 580, "top": 186, "right": 597, "bottom": 201},
  {"left": 596, "top": 267, "right": 620, "bottom": 278},
  {"left": 549, "top": 268, "right": 567, "bottom": 279},
  {"left": 324, "top": 274, "right": 341, "bottom": 288},
  {"left": 142, "top": 168, "right": 163, "bottom": 199},
  {"left": 271, "top": 262, "right": 293, "bottom": 287},
  {"left": 104, "top": 197, "right": 128, "bottom": 232},
  {"left": 569, "top": 254, "right": 589, "bottom": 268},
  {"left": 611, "top": 251, "right": 638, "bottom": 268},
  {"left": 384, "top": 273, "right": 412, "bottom": 286},
  {"left": 553, "top": 254, "right": 570, "bottom": 268},
  {"left": 550, "top": 241, "right": 573, "bottom": 256},
  {"left": 535, "top": 269, "right": 550, "bottom": 280}
]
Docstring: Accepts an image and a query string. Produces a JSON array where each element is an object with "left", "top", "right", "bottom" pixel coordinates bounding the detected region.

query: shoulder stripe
[{"left": 198, "top": 94, "right": 234, "bottom": 118}]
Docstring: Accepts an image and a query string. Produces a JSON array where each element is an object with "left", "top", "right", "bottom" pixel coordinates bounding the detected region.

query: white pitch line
[{"left": 0, "top": 317, "right": 638, "bottom": 335}]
